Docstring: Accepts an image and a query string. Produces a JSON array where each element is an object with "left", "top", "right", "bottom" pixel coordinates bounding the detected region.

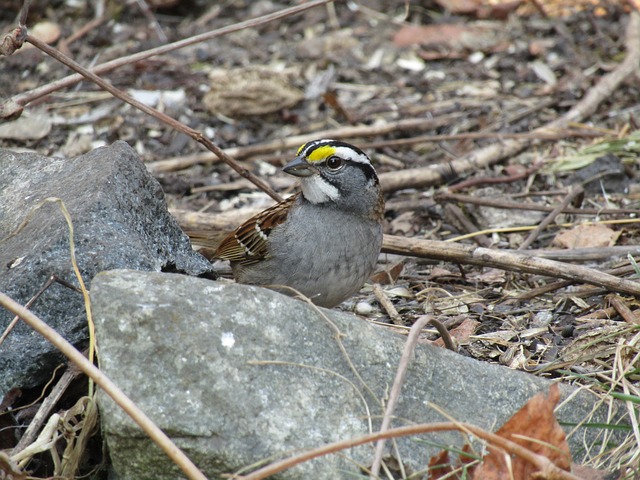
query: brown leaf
[
  {"left": 429, "top": 444, "right": 478, "bottom": 479},
  {"left": 428, "top": 450, "right": 457, "bottom": 479},
  {"left": 472, "top": 384, "right": 572, "bottom": 479},
  {"left": 390, "top": 211, "right": 417, "bottom": 235},
  {"left": 433, "top": 318, "right": 479, "bottom": 347},
  {"left": 553, "top": 224, "right": 620, "bottom": 249},
  {"left": 476, "top": 1, "right": 523, "bottom": 20},
  {"left": 370, "top": 261, "right": 405, "bottom": 285}
]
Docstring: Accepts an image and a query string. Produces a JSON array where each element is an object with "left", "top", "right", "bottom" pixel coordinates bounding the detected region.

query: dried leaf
[
  {"left": 433, "top": 318, "right": 479, "bottom": 347},
  {"left": 429, "top": 444, "right": 478, "bottom": 479},
  {"left": 203, "top": 67, "right": 303, "bottom": 117},
  {"left": 472, "top": 384, "right": 572, "bottom": 479},
  {"left": 553, "top": 224, "right": 620, "bottom": 249},
  {"left": 393, "top": 23, "right": 504, "bottom": 52},
  {"left": 471, "top": 268, "right": 506, "bottom": 284},
  {"left": 390, "top": 211, "right": 417, "bottom": 235},
  {"left": 370, "top": 261, "right": 405, "bottom": 285},
  {"left": 434, "top": 0, "right": 482, "bottom": 14},
  {"left": 428, "top": 450, "right": 457, "bottom": 479}
]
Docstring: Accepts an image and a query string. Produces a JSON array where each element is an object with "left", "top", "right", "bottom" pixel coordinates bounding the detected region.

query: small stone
[{"left": 355, "top": 301, "right": 375, "bottom": 315}]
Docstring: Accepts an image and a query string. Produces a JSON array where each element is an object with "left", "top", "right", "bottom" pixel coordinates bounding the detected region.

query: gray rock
[
  {"left": 92, "top": 270, "right": 625, "bottom": 480},
  {"left": 0, "top": 142, "right": 213, "bottom": 398}
]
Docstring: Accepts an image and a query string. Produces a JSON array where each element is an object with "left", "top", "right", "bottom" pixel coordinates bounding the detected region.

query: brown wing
[{"left": 215, "top": 193, "right": 298, "bottom": 265}]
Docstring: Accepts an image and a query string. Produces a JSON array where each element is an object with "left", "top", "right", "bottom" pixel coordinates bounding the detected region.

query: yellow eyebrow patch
[{"left": 306, "top": 145, "right": 336, "bottom": 162}]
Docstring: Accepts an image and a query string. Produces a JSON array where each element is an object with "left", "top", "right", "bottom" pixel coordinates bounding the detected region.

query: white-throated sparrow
[{"left": 215, "top": 139, "right": 384, "bottom": 308}]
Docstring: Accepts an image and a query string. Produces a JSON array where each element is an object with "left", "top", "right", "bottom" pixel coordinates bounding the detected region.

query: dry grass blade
[
  {"left": 369, "top": 315, "right": 433, "bottom": 478},
  {"left": 236, "top": 418, "right": 581, "bottom": 480},
  {"left": 10, "top": 363, "right": 82, "bottom": 456}
]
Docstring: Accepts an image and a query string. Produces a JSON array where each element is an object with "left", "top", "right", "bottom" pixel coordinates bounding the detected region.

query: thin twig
[
  {"left": 444, "top": 203, "right": 492, "bottom": 247},
  {"left": 133, "top": 0, "right": 167, "bottom": 43},
  {"left": 0, "top": 291, "right": 207, "bottom": 480},
  {"left": 435, "top": 192, "right": 640, "bottom": 216},
  {"left": 1, "top": 0, "right": 333, "bottom": 118},
  {"left": 607, "top": 294, "right": 640, "bottom": 325},
  {"left": 447, "top": 161, "right": 544, "bottom": 192},
  {"left": 371, "top": 284, "right": 402, "bottom": 325},
  {"left": 428, "top": 318, "right": 457, "bottom": 352},
  {"left": 25, "top": 33, "right": 283, "bottom": 202},
  {"left": 146, "top": 115, "right": 459, "bottom": 173},
  {"left": 237, "top": 419, "right": 580, "bottom": 480},
  {"left": 11, "top": 362, "right": 83, "bottom": 456},
  {"left": 369, "top": 315, "right": 432, "bottom": 478},
  {"left": 0, "top": 274, "right": 58, "bottom": 347},
  {"left": 518, "top": 185, "right": 584, "bottom": 250},
  {"left": 377, "top": 11, "right": 640, "bottom": 193}
]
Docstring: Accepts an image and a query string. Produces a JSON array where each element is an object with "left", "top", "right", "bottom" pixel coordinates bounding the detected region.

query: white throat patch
[{"left": 300, "top": 175, "right": 340, "bottom": 203}]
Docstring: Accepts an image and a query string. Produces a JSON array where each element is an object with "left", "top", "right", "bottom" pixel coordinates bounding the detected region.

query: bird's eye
[{"left": 326, "top": 156, "right": 344, "bottom": 170}]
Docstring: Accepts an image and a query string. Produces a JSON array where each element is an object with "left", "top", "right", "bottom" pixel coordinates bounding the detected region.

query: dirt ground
[{"left": 1, "top": 1, "right": 640, "bottom": 478}]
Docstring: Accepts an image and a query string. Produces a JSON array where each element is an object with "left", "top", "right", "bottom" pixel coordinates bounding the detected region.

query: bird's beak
[{"left": 283, "top": 156, "right": 318, "bottom": 177}]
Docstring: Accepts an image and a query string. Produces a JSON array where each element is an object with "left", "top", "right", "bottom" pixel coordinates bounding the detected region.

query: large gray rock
[
  {"left": 0, "top": 142, "right": 213, "bottom": 398},
  {"left": 92, "top": 270, "right": 625, "bottom": 480}
]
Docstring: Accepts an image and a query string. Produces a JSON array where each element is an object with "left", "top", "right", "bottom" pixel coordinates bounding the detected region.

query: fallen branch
[
  {"left": 377, "top": 11, "right": 640, "bottom": 193},
  {"left": 145, "top": 115, "right": 461, "bottom": 173},
  {"left": 381, "top": 235, "right": 640, "bottom": 297},
  {"left": 177, "top": 209, "right": 640, "bottom": 296}
]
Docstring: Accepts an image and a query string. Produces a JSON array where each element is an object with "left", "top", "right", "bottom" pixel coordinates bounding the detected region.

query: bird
[{"left": 214, "top": 139, "right": 384, "bottom": 308}]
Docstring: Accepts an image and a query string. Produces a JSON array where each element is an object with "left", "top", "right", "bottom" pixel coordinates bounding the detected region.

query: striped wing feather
[{"left": 215, "top": 194, "right": 297, "bottom": 265}]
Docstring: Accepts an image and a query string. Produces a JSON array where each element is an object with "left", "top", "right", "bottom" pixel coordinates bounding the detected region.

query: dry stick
[
  {"left": 365, "top": 128, "right": 603, "bottom": 150},
  {"left": 0, "top": 0, "right": 333, "bottom": 118},
  {"left": 11, "top": 363, "right": 83, "bottom": 456},
  {"left": 0, "top": 274, "right": 57, "bottom": 347},
  {"left": 607, "top": 294, "right": 640, "bottom": 325},
  {"left": 371, "top": 284, "right": 402, "bottom": 325},
  {"left": 237, "top": 420, "right": 580, "bottom": 480},
  {"left": 427, "top": 318, "right": 457, "bottom": 352},
  {"left": 516, "top": 259, "right": 639, "bottom": 300},
  {"left": 448, "top": 161, "right": 545, "bottom": 192},
  {"left": 378, "top": 11, "right": 640, "bottom": 194},
  {"left": 57, "top": 14, "right": 109, "bottom": 54},
  {"left": 369, "top": 315, "right": 433, "bottom": 478},
  {"left": 148, "top": 126, "right": 600, "bottom": 173},
  {"left": 436, "top": 192, "right": 640, "bottom": 216},
  {"left": 381, "top": 235, "right": 640, "bottom": 297},
  {"left": 146, "top": 114, "right": 460, "bottom": 173},
  {"left": 0, "top": 290, "right": 208, "bottom": 480},
  {"left": 518, "top": 185, "right": 584, "bottom": 251},
  {"left": 444, "top": 203, "right": 492, "bottom": 247},
  {"left": 175, "top": 206, "right": 640, "bottom": 295},
  {"left": 24, "top": 34, "right": 283, "bottom": 203}
]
